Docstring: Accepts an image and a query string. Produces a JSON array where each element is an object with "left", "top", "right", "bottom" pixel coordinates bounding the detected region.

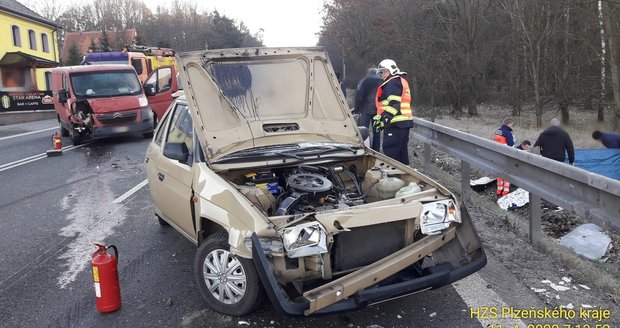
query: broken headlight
[
  {"left": 420, "top": 200, "right": 461, "bottom": 235},
  {"left": 280, "top": 222, "right": 328, "bottom": 258}
]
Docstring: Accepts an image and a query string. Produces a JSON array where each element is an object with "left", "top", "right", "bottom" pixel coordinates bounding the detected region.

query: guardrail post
[
  {"left": 461, "top": 161, "right": 471, "bottom": 202},
  {"left": 424, "top": 142, "right": 432, "bottom": 171},
  {"left": 529, "top": 193, "right": 542, "bottom": 245}
]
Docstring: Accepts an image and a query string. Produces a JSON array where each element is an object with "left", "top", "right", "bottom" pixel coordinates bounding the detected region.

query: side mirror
[
  {"left": 58, "top": 89, "right": 68, "bottom": 104},
  {"left": 144, "top": 84, "right": 156, "bottom": 96},
  {"left": 163, "top": 142, "right": 189, "bottom": 163}
]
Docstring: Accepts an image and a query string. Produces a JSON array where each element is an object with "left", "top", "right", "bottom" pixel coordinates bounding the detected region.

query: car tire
[
  {"left": 194, "top": 232, "right": 263, "bottom": 316},
  {"left": 156, "top": 214, "right": 169, "bottom": 226},
  {"left": 71, "top": 130, "right": 82, "bottom": 146}
]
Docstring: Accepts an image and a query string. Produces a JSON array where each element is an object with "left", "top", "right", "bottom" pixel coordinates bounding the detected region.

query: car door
[
  {"left": 144, "top": 66, "right": 178, "bottom": 122},
  {"left": 145, "top": 102, "right": 195, "bottom": 240}
]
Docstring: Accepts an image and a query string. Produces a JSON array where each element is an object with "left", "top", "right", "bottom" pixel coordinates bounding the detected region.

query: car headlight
[
  {"left": 280, "top": 222, "right": 328, "bottom": 258},
  {"left": 138, "top": 95, "right": 149, "bottom": 107},
  {"left": 420, "top": 200, "right": 461, "bottom": 235}
]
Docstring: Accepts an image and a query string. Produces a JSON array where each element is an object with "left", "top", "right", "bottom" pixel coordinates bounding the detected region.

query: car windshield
[{"left": 70, "top": 70, "right": 142, "bottom": 98}]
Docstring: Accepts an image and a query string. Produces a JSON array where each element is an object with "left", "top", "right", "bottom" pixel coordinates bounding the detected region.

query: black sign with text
[{"left": 0, "top": 91, "right": 54, "bottom": 112}]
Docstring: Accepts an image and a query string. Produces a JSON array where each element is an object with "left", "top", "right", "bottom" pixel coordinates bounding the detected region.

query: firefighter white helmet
[{"left": 377, "top": 59, "right": 401, "bottom": 75}]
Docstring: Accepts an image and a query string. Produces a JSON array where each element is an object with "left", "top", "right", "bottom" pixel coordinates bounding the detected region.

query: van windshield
[{"left": 70, "top": 70, "right": 142, "bottom": 98}]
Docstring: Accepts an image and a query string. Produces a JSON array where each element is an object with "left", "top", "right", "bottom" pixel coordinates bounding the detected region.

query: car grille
[
  {"left": 97, "top": 111, "right": 137, "bottom": 124},
  {"left": 331, "top": 220, "right": 406, "bottom": 271}
]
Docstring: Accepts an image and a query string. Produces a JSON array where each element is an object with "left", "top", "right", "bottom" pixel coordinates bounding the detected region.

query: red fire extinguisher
[
  {"left": 91, "top": 243, "right": 121, "bottom": 313},
  {"left": 52, "top": 132, "right": 62, "bottom": 150}
]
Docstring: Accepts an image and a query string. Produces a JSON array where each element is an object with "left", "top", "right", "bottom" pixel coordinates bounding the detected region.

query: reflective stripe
[
  {"left": 387, "top": 95, "right": 402, "bottom": 102},
  {"left": 390, "top": 115, "right": 413, "bottom": 122},
  {"left": 381, "top": 100, "right": 390, "bottom": 105},
  {"left": 400, "top": 109, "right": 412, "bottom": 116},
  {"left": 383, "top": 106, "right": 398, "bottom": 115}
]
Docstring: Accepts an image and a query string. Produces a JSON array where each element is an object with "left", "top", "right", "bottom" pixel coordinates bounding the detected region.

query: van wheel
[
  {"left": 58, "top": 116, "right": 69, "bottom": 137},
  {"left": 71, "top": 130, "right": 82, "bottom": 146},
  {"left": 194, "top": 233, "right": 263, "bottom": 316}
]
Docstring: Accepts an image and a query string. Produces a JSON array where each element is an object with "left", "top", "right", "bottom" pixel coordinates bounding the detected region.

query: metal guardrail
[{"left": 410, "top": 118, "right": 620, "bottom": 243}]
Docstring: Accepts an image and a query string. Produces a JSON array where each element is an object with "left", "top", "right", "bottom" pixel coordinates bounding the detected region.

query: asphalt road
[{"left": 0, "top": 120, "right": 616, "bottom": 328}]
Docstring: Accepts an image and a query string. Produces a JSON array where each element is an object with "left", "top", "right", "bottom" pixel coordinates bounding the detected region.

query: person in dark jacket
[
  {"left": 534, "top": 118, "right": 575, "bottom": 165},
  {"left": 354, "top": 66, "right": 382, "bottom": 151},
  {"left": 592, "top": 130, "right": 620, "bottom": 148},
  {"left": 498, "top": 117, "right": 515, "bottom": 147}
]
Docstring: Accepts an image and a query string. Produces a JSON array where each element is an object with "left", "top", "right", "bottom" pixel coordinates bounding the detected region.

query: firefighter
[
  {"left": 373, "top": 59, "right": 413, "bottom": 165},
  {"left": 493, "top": 129, "right": 510, "bottom": 196}
]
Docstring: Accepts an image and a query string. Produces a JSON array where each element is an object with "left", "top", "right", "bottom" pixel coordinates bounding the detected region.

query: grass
[{"left": 418, "top": 104, "right": 616, "bottom": 149}]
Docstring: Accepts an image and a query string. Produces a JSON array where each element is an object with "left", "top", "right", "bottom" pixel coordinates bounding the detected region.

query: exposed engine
[
  {"left": 242, "top": 164, "right": 367, "bottom": 217},
  {"left": 71, "top": 99, "right": 94, "bottom": 131}
]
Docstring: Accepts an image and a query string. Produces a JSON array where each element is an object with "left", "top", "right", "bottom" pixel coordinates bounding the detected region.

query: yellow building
[{"left": 0, "top": 0, "right": 60, "bottom": 92}]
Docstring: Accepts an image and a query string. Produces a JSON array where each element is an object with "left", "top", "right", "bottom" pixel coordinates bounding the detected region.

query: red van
[{"left": 51, "top": 64, "right": 178, "bottom": 145}]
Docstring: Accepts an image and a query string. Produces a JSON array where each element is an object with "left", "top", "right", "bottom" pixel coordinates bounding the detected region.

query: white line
[
  {"left": 0, "top": 142, "right": 91, "bottom": 172},
  {"left": 113, "top": 179, "right": 149, "bottom": 203},
  {"left": 0, "top": 126, "right": 58, "bottom": 142}
]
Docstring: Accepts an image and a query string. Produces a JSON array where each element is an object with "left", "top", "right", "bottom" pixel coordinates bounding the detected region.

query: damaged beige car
[{"left": 144, "top": 47, "right": 486, "bottom": 316}]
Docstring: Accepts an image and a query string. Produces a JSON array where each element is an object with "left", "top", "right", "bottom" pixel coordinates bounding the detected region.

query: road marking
[
  {"left": 0, "top": 126, "right": 58, "bottom": 142},
  {"left": 452, "top": 273, "right": 526, "bottom": 327},
  {"left": 113, "top": 179, "right": 149, "bottom": 203},
  {"left": 0, "top": 142, "right": 91, "bottom": 172}
]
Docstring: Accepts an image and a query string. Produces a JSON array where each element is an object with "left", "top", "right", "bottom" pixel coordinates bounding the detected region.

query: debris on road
[{"left": 559, "top": 223, "right": 612, "bottom": 261}]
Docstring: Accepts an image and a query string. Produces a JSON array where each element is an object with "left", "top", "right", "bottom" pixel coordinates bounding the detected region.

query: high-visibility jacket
[
  {"left": 494, "top": 133, "right": 507, "bottom": 144},
  {"left": 375, "top": 75, "right": 413, "bottom": 124}
]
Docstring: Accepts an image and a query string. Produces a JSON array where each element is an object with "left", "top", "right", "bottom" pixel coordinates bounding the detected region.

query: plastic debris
[
  {"left": 429, "top": 312, "right": 437, "bottom": 318},
  {"left": 562, "top": 303, "right": 574, "bottom": 309},
  {"left": 238, "top": 321, "right": 250, "bottom": 326},
  {"left": 497, "top": 188, "right": 529, "bottom": 210},
  {"left": 562, "top": 277, "right": 572, "bottom": 283},
  {"left": 397, "top": 315, "right": 402, "bottom": 319},
  {"left": 531, "top": 287, "right": 546, "bottom": 293},
  {"left": 559, "top": 223, "right": 612, "bottom": 261},
  {"left": 582, "top": 304, "right": 593, "bottom": 308},
  {"left": 579, "top": 284, "right": 590, "bottom": 290}
]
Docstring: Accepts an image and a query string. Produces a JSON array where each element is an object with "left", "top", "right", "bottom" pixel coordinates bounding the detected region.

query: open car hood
[{"left": 176, "top": 47, "right": 362, "bottom": 162}]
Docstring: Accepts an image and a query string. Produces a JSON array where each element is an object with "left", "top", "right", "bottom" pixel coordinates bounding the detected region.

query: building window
[
  {"left": 2, "top": 68, "right": 28, "bottom": 88},
  {"left": 45, "top": 72, "right": 52, "bottom": 90},
  {"left": 12, "top": 25, "right": 21, "bottom": 47},
  {"left": 28, "top": 30, "right": 37, "bottom": 50},
  {"left": 41, "top": 33, "right": 49, "bottom": 53}
]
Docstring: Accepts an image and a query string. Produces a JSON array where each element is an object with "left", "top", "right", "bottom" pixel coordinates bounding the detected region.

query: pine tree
[
  {"left": 99, "top": 30, "right": 111, "bottom": 52},
  {"left": 66, "top": 42, "right": 82, "bottom": 66},
  {"left": 88, "top": 38, "right": 97, "bottom": 53}
]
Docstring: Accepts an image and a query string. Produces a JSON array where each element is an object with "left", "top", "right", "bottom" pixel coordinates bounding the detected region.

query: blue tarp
[{"left": 572, "top": 148, "right": 620, "bottom": 180}]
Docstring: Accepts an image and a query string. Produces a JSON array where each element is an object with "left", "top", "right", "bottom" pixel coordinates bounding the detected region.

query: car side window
[
  {"left": 154, "top": 105, "right": 174, "bottom": 146},
  {"left": 165, "top": 104, "right": 193, "bottom": 162}
]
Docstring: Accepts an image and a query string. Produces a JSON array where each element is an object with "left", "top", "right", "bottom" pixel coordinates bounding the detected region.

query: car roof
[{"left": 52, "top": 64, "right": 136, "bottom": 73}]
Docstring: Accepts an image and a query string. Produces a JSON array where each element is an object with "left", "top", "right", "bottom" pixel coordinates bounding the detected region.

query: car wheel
[
  {"left": 156, "top": 214, "right": 169, "bottom": 226},
  {"left": 194, "top": 232, "right": 263, "bottom": 316},
  {"left": 71, "top": 130, "right": 82, "bottom": 146},
  {"left": 58, "top": 116, "right": 69, "bottom": 137}
]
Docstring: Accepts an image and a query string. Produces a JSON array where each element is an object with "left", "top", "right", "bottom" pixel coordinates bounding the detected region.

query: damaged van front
[
  {"left": 51, "top": 65, "right": 154, "bottom": 145},
  {"left": 145, "top": 47, "right": 486, "bottom": 317}
]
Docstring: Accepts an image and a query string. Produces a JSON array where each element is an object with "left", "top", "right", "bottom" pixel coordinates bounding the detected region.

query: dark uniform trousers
[{"left": 382, "top": 125, "right": 410, "bottom": 165}]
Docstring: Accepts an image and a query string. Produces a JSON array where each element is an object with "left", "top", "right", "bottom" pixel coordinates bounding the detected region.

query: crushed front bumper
[{"left": 251, "top": 204, "right": 486, "bottom": 316}]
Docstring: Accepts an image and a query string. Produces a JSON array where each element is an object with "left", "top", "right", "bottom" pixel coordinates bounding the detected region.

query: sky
[
  {"left": 25, "top": 0, "right": 327, "bottom": 47},
  {"left": 199, "top": 0, "right": 326, "bottom": 47}
]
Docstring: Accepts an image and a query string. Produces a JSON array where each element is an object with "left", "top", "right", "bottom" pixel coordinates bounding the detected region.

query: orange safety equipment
[
  {"left": 493, "top": 131, "right": 510, "bottom": 195},
  {"left": 91, "top": 243, "right": 121, "bottom": 313},
  {"left": 53, "top": 132, "right": 62, "bottom": 150},
  {"left": 375, "top": 76, "right": 413, "bottom": 124}
]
